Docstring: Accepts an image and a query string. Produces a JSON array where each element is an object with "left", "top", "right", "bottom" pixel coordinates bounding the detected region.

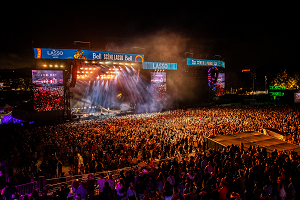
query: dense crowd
[{"left": 1, "top": 105, "right": 300, "bottom": 199}]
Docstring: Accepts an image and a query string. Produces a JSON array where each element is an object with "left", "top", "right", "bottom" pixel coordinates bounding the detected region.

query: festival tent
[
  {"left": 0, "top": 104, "right": 14, "bottom": 113},
  {"left": 206, "top": 131, "right": 300, "bottom": 155}
]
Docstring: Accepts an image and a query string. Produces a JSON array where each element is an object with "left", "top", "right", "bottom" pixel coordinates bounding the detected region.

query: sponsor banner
[
  {"left": 143, "top": 62, "right": 177, "bottom": 70},
  {"left": 187, "top": 58, "right": 225, "bottom": 68},
  {"left": 34, "top": 48, "right": 77, "bottom": 59},
  {"left": 34, "top": 48, "right": 144, "bottom": 63}
]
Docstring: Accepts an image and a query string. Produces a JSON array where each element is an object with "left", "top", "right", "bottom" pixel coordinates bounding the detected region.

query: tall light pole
[
  {"left": 265, "top": 76, "right": 267, "bottom": 91},
  {"left": 251, "top": 73, "right": 256, "bottom": 99}
]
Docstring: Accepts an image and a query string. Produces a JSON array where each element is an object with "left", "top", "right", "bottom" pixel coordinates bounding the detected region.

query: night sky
[{"left": 1, "top": 2, "right": 298, "bottom": 74}]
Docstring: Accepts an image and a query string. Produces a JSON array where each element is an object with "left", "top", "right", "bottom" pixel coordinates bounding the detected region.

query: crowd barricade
[
  {"left": 16, "top": 181, "right": 38, "bottom": 196},
  {"left": 16, "top": 176, "right": 46, "bottom": 196},
  {"left": 16, "top": 153, "right": 192, "bottom": 196}
]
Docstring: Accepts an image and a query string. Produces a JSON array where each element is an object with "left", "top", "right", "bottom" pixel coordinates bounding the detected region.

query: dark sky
[{"left": 1, "top": 2, "right": 298, "bottom": 73}]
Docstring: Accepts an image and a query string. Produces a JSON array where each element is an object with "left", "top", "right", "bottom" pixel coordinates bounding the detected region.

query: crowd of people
[
  {"left": 67, "top": 144, "right": 300, "bottom": 200},
  {"left": 1, "top": 105, "right": 300, "bottom": 199}
]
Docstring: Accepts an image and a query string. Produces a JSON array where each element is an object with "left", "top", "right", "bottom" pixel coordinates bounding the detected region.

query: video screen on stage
[
  {"left": 295, "top": 93, "right": 300, "bottom": 103},
  {"left": 215, "top": 73, "right": 225, "bottom": 96},
  {"left": 151, "top": 72, "right": 166, "bottom": 101},
  {"left": 32, "top": 70, "right": 64, "bottom": 111},
  {"left": 151, "top": 72, "right": 166, "bottom": 83},
  {"left": 32, "top": 70, "right": 64, "bottom": 87}
]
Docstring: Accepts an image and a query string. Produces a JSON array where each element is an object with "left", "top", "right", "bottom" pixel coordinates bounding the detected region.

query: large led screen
[
  {"left": 215, "top": 73, "right": 225, "bottom": 96},
  {"left": 295, "top": 93, "right": 300, "bottom": 103},
  {"left": 151, "top": 72, "right": 166, "bottom": 83},
  {"left": 32, "top": 70, "right": 64, "bottom": 111},
  {"left": 32, "top": 70, "right": 64, "bottom": 87},
  {"left": 151, "top": 72, "right": 166, "bottom": 101}
]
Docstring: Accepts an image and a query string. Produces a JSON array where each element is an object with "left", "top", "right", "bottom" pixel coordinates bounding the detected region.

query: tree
[{"left": 271, "top": 70, "right": 300, "bottom": 90}]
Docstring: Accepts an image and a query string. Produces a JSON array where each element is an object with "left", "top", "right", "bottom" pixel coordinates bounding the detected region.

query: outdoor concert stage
[
  {"left": 9, "top": 48, "right": 225, "bottom": 123},
  {"left": 205, "top": 131, "right": 300, "bottom": 155}
]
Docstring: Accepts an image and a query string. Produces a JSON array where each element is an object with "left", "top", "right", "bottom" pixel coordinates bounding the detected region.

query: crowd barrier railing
[
  {"left": 15, "top": 176, "right": 46, "bottom": 196},
  {"left": 15, "top": 153, "right": 192, "bottom": 196}
]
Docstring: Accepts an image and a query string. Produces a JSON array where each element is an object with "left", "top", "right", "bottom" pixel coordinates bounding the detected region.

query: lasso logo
[
  {"left": 47, "top": 49, "right": 64, "bottom": 57},
  {"left": 134, "top": 55, "right": 144, "bottom": 62}
]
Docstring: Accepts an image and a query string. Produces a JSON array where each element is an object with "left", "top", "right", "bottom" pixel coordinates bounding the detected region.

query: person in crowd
[
  {"left": 102, "top": 181, "right": 112, "bottom": 200},
  {"left": 116, "top": 178, "right": 125, "bottom": 200},
  {"left": 59, "top": 183, "right": 70, "bottom": 200},
  {"left": 156, "top": 172, "right": 165, "bottom": 196},
  {"left": 74, "top": 182, "right": 88, "bottom": 200},
  {"left": 107, "top": 174, "right": 115, "bottom": 192},
  {"left": 86, "top": 174, "right": 95, "bottom": 200},
  {"left": 97, "top": 173, "right": 105, "bottom": 197},
  {"left": 163, "top": 181, "right": 174, "bottom": 200},
  {"left": 72, "top": 179, "right": 80, "bottom": 194},
  {"left": 126, "top": 182, "right": 137, "bottom": 200}
]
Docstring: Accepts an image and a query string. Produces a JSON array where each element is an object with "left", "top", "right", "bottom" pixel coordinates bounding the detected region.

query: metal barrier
[
  {"left": 16, "top": 182, "right": 38, "bottom": 196},
  {"left": 15, "top": 177, "right": 46, "bottom": 196},
  {"left": 16, "top": 153, "right": 191, "bottom": 196}
]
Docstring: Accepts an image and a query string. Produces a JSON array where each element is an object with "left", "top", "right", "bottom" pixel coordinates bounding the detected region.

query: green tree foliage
[{"left": 271, "top": 70, "right": 300, "bottom": 90}]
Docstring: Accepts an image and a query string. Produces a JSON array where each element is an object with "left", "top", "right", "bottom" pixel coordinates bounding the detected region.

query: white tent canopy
[{"left": 206, "top": 131, "right": 300, "bottom": 155}]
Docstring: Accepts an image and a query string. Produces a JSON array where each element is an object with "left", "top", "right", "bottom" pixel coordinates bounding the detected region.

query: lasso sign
[
  {"left": 34, "top": 48, "right": 144, "bottom": 63},
  {"left": 143, "top": 62, "right": 177, "bottom": 70}
]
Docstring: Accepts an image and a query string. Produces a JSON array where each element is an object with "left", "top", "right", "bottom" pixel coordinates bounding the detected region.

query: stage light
[
  {"left": 49, "top": 65, "right": 53, "bottom": 67},
  {"left": 92, "top": 61, "right": 95, "bottom": 64},
  {"left": 89, "top": 68, "right": 92, "bottom": 70},
  {"left": 90, "top": 71, "right": 93, "bottom": 73},
  {"left": 86, "top": 71, "right": 89, "bottom": 73},
  {"left": 85, "top": 61, "right": 88, "bottom": 64},
  {"left": 80, "top": 67, "right": 83, "bottom": 70},
  {"left": 54, "top": 65, "right": 58, "bottom": 68},
  {"left": 77, "top": 71, "right": 80, "bottom": 73},
  {"left": 60, "top": 65, "right": 64, "bottom": 68},
  {"left": 93, "top": 68, "right": 96, "bottom": 70},
  {"left": 43, "top": 64, "right": 47, "bottom": 67}
]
